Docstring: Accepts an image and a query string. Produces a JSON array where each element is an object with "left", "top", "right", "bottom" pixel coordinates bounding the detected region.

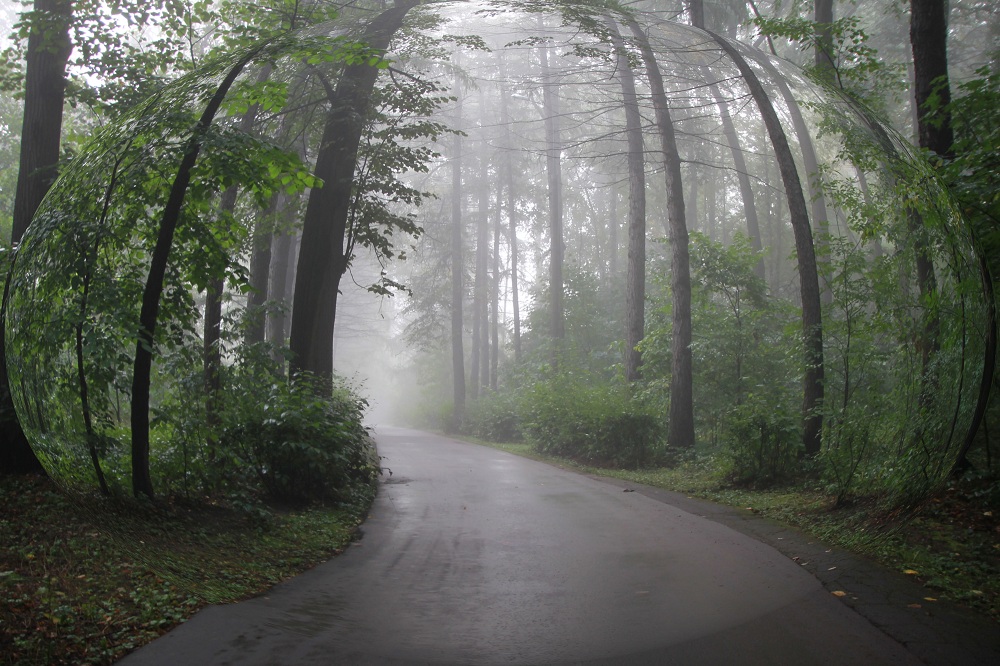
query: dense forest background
[{"left": 0, "top": 0, "right": 997, "bottom": 514}]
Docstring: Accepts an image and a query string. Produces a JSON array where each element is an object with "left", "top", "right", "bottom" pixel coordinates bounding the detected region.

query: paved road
[{"left": 120, "top": 428, "right": 927, "bottom": 665}]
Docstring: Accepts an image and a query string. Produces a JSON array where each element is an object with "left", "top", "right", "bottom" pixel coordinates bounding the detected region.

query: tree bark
[
  {"left": 2, "top": 0, "right": 73, "bottom": 476},
  {"left": 499, "top": 81, "right": 522, "bottom": 363},
  {"left": 814, "top": 0, "right": 836, "bottom": 84},
  {"left": 450, "top": 71, "right": 466, "bottom": 429},
  {"left": 629, "top": 20, "right": 695, "bottom": 448},
  {"left": 288, "top": 0, "right": 417, "bottom": 378},
  {"left": 608, "top": 19, "right": 647, "bottom": 385},
  {"left": 539, "top": 38, "right": 565, "bottom": 362},
  {"left": 909, "top": 0, "right": 950, "bottom": 375},
  {"left": 711, "top": 32, "right": 825, "bottom": 456}
]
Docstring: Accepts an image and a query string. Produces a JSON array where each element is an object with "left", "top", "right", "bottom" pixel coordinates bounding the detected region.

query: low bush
[
  {"left": 519, "top": 378, "right": 664, "bottom": 469},
  {"left": 463, "top": 391, "right": 523, "bottom": 442},
  {"left": 723, "top": 392, "right": 801, "bottom": 487},
  {"left": 219, "top": 372, "right": 378, "bottom": 505}
]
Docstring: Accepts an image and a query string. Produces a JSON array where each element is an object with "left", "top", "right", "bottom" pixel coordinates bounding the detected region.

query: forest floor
[
  {"left": 473, "top": 439, "right": 1000, "bottom": 626},
  {"left": 0, "top": 475, "right": 371, "bottom": 666}
]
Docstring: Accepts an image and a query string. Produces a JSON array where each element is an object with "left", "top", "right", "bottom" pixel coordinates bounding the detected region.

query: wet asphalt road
[{"left": 119, "top": 427, "right": 924, "bottom": 665}]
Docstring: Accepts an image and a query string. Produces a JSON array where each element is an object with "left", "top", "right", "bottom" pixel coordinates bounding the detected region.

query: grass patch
[
  {"left": 467, "top": 437, "right": 999, "bottom": 623},
  {"left": 0, "top": 474, "right": 372, "bottom": 666}
]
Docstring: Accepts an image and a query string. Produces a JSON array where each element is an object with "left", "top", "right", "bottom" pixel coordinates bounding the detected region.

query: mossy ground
[{"left": 0, "top": 475, "right": 371, "bottom": 666}]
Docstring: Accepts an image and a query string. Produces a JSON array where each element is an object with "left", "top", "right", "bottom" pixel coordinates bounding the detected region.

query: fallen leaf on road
[
  {"left": 832, "top": 590, "right": 847, "bottom": 597},
  {"left": 903, "top": 569, "right": 919, "bottom": 575},
  {"left": 908, "top": 603, "right": 922, "bottom": 609},
  {"left": 924, "top": 597, "right": 937, "bottom": 602}
]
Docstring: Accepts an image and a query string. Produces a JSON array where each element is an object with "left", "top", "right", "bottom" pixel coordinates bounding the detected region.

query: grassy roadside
[
  {"left": 471, "top": 438, "right": 1000, "bottom": 623},
  {"left": 0, "top": 475, "right": 372, "bottom": 666}
]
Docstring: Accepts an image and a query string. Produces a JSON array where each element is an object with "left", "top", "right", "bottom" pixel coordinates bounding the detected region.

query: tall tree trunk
[
  {"left": 288, "top": 1, "right": 417, "bottom": 378},
  {"left": 450, "top": 73, "right": 466, "bottom": 428},
  {"left": 608, "top": 18, "right": 647, "bottom": 385},
  {"left": 711, "top": 32, "right": 825, "bottom": 456},
  {"left": 2, "top": 0, "right": 72, "bottom": 475},
  {"left": 539, "top": 39, "right": 565, "bottom": 363},
  {"left": 814, "top": 0, "right": 836, "bottom": 84},
  {"left": 499, "top": 82, "right": 522, "bottom": 363},
  {"left": 491, "top": 184, "right": 501, "bottom": 391},
  {"left": 686, "top": 0, "right": 705, "bottom": 29},
  {"left": 909, "top": 0, "right": 950, "bottom": 375},
  {"left": 470, "top": 154, "right": 488, "bottom": 398},
  {"left": 629, "top": 20, "right": 695, "bottom": 448},
  {"left": 131, "top": 45, "right": 263, "bottom": 499}
]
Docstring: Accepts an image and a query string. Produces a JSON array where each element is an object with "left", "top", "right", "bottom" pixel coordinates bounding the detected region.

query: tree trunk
[
  {"left": 2, "top": 0, "right": 73, "bottom": 476},
  {"left": 756, "top": 57, "right": 832, "bottom": 304},
  {"left": 909, "top": 0, "right": 950, "bottom": 375},
  {"left": 711, "top": 32, "right": 825, "bottom": 456},
  {"left": 491, "top": 185, "right": 501, "bottom": 391},
  {"left": 608, "top": 19, "right": 647, "bottom": 385},
  {"left": 814, "top": 0, "right": 836, "bottom": 84},
  {"left": 131, "top": 46, "right": 263, "bottom": 499},
  {"left": 629, "top": 20, "right": 695, "bottom": 449},
  {"left": 288, "top": 0, "right": 417, "bottom": 378},
  {"left": 499, "top": 82, "right": 522, "bottom": 363},
  {"left": 266, "top": 209, "right": 295, "bottom": 365},
  {"left": 539, "top": 39, "right": 565, "bottom": 362},
  {"left": 450, "top": 72, "right": 466, "bottom": 428}
]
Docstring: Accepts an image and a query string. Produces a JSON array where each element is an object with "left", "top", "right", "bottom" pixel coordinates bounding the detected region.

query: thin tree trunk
[
  {"left": 711, "top": 32, "right": 825, "bottom": 456},
  {"left": 499, "top": 82, "right": 521, "bottom": 363},
  {"left": 629, "top": 20, "right": 695, "bottom": 448},
  {"left": 450, "top": 73, "right": 466, "bottom": 428},
  {"left": 608, "top": 18, "right": 647, "bottom": 385},
  {"left": 491, "top": 184, "right": 501, "bottom": 391},
  {"left": 539, "top": 38, "right": 565, "bottom": 362},
  {"left": 757, "top": 58, "right": 832, "bottom": 304},
  {"left": 131, "top": 45, "right": 265, "bottom": 500}
]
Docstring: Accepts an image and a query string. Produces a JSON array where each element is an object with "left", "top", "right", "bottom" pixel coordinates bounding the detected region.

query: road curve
[{"left": 119, "top": 427, "right": 920, "bottom": 665}]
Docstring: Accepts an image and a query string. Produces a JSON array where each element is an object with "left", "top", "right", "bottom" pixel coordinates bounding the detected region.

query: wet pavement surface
[{"left": 118, "top": 427, "right": 1000, "bottom": 665}]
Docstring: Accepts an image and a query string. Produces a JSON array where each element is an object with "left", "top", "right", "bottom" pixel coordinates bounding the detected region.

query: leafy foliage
[
  {"left": 518, "top": 376, "right": 664, "bottom": 469},
  {"left": 219, "top": 370, "right": 378, "bottom": 506}
]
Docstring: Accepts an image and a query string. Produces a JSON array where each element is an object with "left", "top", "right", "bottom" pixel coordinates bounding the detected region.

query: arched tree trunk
[
  {"left": 710, "top": 32, "right": 825, "bottom": 456},
  {"left": 131, "top": 45, "right": 265, "bottom": 499},
  {"left": 628, "top": 19, "right": 695, "bottom": 448}
]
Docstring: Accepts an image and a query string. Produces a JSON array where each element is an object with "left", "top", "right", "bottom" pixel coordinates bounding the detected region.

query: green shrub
[
  {"left": 520, "top": 378, "right": 664, "bottom": 469},
  {"left": 219, "top": 372, "right": 377, "bottom": 505},
  {"left": 723, "top": 393, "right": 801, "bottom": 487},
  {"left": 463, "top": 391, "right": 523, "bottom": 442}
]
